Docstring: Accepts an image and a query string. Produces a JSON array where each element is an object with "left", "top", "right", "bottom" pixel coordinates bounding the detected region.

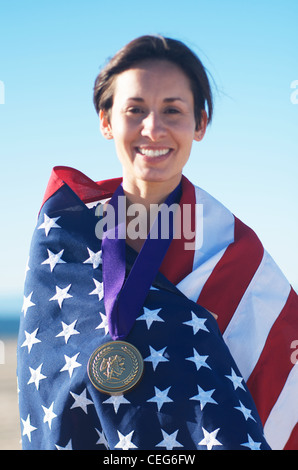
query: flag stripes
[
  {"left": 174, "top": 182, "right": 298, "bottom": 450},
  {"left": 223, "top": 250, "right": 291, "bottom": 381},
  {"left": 263, "top": 362, "right": 298, "bottom": 449},
  {"left": 247, "top": 288, "right": 298, "bottom": 425}
]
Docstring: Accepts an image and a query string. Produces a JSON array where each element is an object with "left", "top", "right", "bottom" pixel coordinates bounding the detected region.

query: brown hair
[{"left": 93, "top": 35, "right": 213, "bottom": 129}]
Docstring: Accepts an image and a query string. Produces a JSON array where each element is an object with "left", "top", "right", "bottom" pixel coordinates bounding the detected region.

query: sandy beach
[{"left": 0, "top": 338, "right": 21, "bottom": 450}]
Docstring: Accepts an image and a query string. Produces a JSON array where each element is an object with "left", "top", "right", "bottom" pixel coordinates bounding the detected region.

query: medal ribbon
[{"left": 102, "top": 182, "right": 182, "bottom": 340}]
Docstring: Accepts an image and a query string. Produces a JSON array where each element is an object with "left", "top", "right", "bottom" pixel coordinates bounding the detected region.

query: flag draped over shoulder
[
  {"left": 17, "top": 166, "right": 297, "bottom": 450},
  {"left": 160, "top": 175, "right": 298, "bottom": 450}
]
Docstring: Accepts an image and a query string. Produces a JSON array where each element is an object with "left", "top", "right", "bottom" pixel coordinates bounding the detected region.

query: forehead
[{"left": 113, "top": 59, "right": 193, "bottom": 101}]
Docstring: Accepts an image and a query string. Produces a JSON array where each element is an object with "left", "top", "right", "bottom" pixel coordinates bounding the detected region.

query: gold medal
[{"left": 87, "top": 341, "right": 144, "bottom": 395}]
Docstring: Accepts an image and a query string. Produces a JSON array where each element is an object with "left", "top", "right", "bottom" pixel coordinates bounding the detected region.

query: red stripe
[
  {"left": 246, "top": 288, "right": 298, "bottom": 426},
  {"left": 197, "top": 217, "right": 264, "bottom": 334},
  {"left": 41, "top": 166, "right": 122, "bottom": 208},
  {"left": 159, "top": 176, "right": 196, "bottom": 285},
  {"left": 284, "top": 422, "right": 298, "bottom": 450},
  {"left": 41, "top": 167, "right": 65, "bottom": 209}
]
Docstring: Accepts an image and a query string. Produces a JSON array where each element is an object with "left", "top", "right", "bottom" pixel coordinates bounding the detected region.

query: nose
[{"left": 141, "top": 111, "right": 167, "bottom": 141}]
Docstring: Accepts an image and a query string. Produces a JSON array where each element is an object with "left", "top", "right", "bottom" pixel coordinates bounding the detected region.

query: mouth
[{"left": 136, "top": 147, "right": 172, "bottom": 158}]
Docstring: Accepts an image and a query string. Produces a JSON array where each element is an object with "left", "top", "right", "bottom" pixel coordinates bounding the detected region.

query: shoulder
[{"left": 40, "top": 166, "right": 122, "bottom": 210}]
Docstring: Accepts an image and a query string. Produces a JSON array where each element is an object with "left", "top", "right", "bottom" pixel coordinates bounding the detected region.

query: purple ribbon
[{"left": 102, "top": 182, "right": 182, "bottom": 340}]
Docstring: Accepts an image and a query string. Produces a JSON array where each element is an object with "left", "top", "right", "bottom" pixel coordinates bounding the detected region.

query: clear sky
[{"left": 0, "top": 0, "right": 297, "bottom": 309}]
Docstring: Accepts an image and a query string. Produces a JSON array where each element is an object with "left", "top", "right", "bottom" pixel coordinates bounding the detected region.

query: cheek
[
  {"left": 111, "top": 117, "right": 136, "bottom": 146},
  {"left": 112, "top": 129, "right": 136, "bottom": 167},
  {"left": 176, "top": 127, "right": 196, "bottom": 152}
]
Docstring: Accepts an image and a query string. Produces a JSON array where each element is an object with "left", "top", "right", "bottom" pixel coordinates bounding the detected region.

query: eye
[
  {"left": 164, "top": 107, "right": 181, "bottom": 115},
  {"left": 127, "top": 107, "right": 144, "bottom": 115}
]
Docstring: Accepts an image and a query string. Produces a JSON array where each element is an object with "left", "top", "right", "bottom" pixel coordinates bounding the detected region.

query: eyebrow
[{"left": 127, "top": 97, "right": 185, "bottom": 103}]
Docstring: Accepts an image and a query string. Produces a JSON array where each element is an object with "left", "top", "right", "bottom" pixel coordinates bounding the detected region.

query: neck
[
  {"left": 121, "top": 175, "right": 182, "bottom": 252},
  {"left": 122, "top": 175, "right": 182, "bottom": 211}
]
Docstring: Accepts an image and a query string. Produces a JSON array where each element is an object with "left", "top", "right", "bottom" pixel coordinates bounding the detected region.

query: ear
[
  {"left": 194, "top": 110, "right": 208, "bottom": 142},
  {"left": 99, "top": 110, "right": 113, "bottom": 140}
]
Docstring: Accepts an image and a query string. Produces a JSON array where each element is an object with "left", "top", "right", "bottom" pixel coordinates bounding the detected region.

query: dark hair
[{"left": 93, "top": 35, "right": 213, "bottom": 128}]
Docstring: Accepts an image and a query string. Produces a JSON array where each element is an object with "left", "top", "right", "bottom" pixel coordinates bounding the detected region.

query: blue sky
[{"left": 0, "top": 0, "right": 297, "bottom": 311}]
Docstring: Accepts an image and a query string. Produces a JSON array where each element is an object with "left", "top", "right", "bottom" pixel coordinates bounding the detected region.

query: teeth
[{"left": 138, "top": 148, "right": 170, "bottom": 157}]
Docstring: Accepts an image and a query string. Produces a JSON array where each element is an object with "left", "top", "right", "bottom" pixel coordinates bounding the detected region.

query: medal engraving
[{"left": 88, "top": 341, "right": 144, "bottom": 395}]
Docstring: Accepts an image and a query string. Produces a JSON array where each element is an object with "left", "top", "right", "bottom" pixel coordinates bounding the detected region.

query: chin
[{"left": 137, "top": 172, "right": 171, "bottom": 184}]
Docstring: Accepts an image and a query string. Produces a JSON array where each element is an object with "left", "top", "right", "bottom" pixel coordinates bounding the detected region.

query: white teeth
[{"left": 138, "top": 148, "right": 170, "bottom": 157}]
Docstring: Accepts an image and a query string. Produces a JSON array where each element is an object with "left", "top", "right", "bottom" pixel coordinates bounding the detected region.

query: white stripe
[
  {"left": 177, "top": 247, "right": 228, "bottom": 302},
  {"left": 85, "top": 198, "right": 109, "bottom": 208},
  {"left": 223, "top": 250, "right": 291, "bottom": 381},
  {"left": 264, "top": 363, "right": 298, "bottom": 450},
  {"left": 192, "top": 186, "right": 235, "bottom": 271},
  {"left": 177, "top": 186, "right": 234, "bottom": 301}
]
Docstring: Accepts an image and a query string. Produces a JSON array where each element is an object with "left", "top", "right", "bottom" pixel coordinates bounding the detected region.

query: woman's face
[{"left": 100, "top": 59, "right": 207, "bottom": 194}]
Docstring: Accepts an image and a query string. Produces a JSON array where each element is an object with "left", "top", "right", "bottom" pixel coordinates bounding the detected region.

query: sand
[{"left": 0, "top": 338, "right": 22, "bottom": 450}]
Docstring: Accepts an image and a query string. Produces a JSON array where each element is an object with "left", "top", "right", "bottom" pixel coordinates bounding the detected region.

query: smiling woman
[
  {"left": 94, "top": 35, "right": 211, "bottom": 253},
  {"left": 99, "top": 60, "right": 206, "bottom": 212},
  {"left": 17, "top": 35, "right": 298, "bottom": 451}
]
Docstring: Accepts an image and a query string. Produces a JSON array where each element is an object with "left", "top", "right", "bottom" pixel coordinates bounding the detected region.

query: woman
[{"left": 17, "top": 35, "right": 297, "bottom": 450}]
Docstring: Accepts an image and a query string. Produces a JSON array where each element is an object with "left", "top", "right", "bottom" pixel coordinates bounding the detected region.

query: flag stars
[
  {"left": 156, "top": 429, "right": 183, "bottom": 450},
  {"left": 22, "top": 292, "right": 35, "bottom": 317},
  {"left": 27, "top": 364, "right": 47, "bottom": 390},
  {"left": 95, "top": 428, "right": 109, "bottom": 449},
  {"left": 56, "top": 320, "right": 80, "bottom": 344},
  {"left": 190, "top": 385, "right": 218, "bottom": 410},
  {"left": 60, "top": 353, "right": 82, "bottom": 378},
  {"left": 199, "top": 427, "right": 222, "bottom": 450},
  {"left": 21, "top": 414, "right": 37, "bottom": 443},
  {"left": 234, "top": 401, "right": 256, "bottom": 422},
  {"left": 96, "top": 312, "right": 109, "bottom": 335},
  {"left": 186, "top": 348, "right": 211, "bottom": 372},
  {"left": 102, "top": 394, "right": 130, "bottom": 413},
  {"left": 56, "top": 439, "right": 73, "bottom": 450},
  {"left": 18, "top": 202, "right": 273, "bottom": 451},
  {"left": 49, "top": 284, "right": 72, "bottom": 309},
  {"left": 147, "top": 386, "right": 173, "bottom": 411},
  {"left": 144, "top": 346, "right": 169, "bottom": 371},
  {"left": 241, "top": 434, "right": 262, "bottom": 450},
  {"left": 70, "top": 388, "right": 94, "bottom": 414},
  {"left": 83, "top": 248, "right": 102, "bottom": 269},
  {"left": 38, "top": 214, "right": 61, "bottom": 236},
  {"left": 41, "top": 249, "right": 66, "bottom": 272},
  {"left": 89, "top": 278, "right": 104, "bottom": 301},
  {"left": 42, "top": 402, "right": 57, "bottom": 429},
  {"left": 183, "top": 311, "right": 209, "bottom": 335},
  {"left": 225, "top": 368, "right": 246, "bottom": 391},
  {"left": 115, "top": 430, "right": 137, "bottom": 450},
  {"left": 24, "top": 257, "right": 30, "bottom": 280},
  {"left": 137, "top": 307, "right": 164, "bottom": 329},
  {"left": 21, "top": 328, "right": 41, "bottom": 353}
]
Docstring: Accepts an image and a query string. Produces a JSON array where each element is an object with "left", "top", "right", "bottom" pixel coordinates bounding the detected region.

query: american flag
[{"left": 17, "top": 166, "right": 297, "bottom": 449}]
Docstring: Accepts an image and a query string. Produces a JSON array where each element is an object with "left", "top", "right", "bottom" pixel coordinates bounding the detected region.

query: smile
[{"left": 137, "top": 147, "right": 171, "bottom": 157}]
